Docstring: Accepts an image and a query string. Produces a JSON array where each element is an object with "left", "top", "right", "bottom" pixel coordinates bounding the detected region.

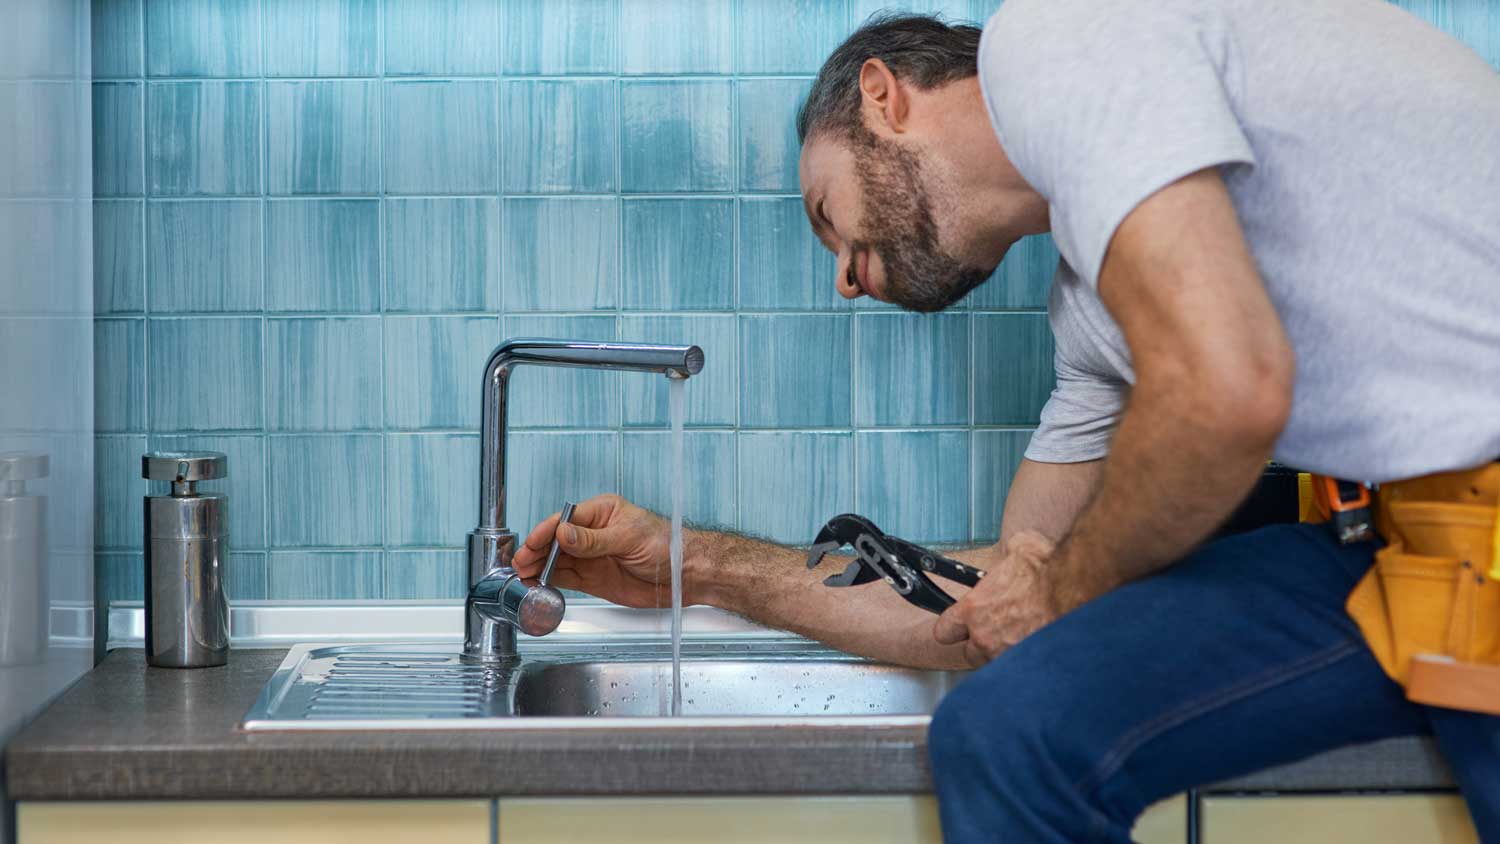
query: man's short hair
[{"left": 796, "top": 13, "right": 984, "bottom": 145}]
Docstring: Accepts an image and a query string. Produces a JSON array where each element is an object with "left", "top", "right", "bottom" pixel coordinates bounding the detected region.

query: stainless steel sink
[
  {"left": 242, "top": 641, "right": 963, "bottom": 730},
  {"left": 512, "top": 653, "right": 955, "bottom": 718}
]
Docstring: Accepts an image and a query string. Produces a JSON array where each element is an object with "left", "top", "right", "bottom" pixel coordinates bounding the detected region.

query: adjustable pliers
[{"left": 806, "top": 513, "right": 984, "bottom": 614}]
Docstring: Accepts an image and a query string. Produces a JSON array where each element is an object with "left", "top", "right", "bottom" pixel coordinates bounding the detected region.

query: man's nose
[{"left": 835, "top": 250, "right": 864, "bottom": 300}]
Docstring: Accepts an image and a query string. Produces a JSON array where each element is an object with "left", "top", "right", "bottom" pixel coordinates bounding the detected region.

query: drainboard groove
[
  {"left": 333, "top": 656, "right": 455, "bottom": 664},
  {"left": 316, "top": 686, "right": 486, "bottom": 698},
  {"left": 321, "top": 674, "right": 490, "bottom": 686}
]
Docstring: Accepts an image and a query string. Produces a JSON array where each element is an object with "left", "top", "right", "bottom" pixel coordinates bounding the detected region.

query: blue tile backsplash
[
  {"left": 145, "top": 81, "right": 262, "bottom": 196},
  {"left": 619, "top": 0, "right": 733, "bottom": 75},
  {"left": 146, "top": 317, "right": 263, "bottom": 430},
  {"left": 94, "top": 0, "right": 1494, "bottom": 600},
  {"left": 91, "top": 82, "right": 143, "bottom": 196},
  {"left": 265, "top": 198, "right": 381, "bottom": 311},
  {"left": 621, "top": 199, "right": 735, "bottom": 310},
  {"left": 147, "top": 199, "right": 263, "bottom": 311},
  {"left": 266, "top": 317, "right": 384, "bottom": 431},
  {"left": 619, "top": 80, "right": 734, "bottom": 192},
  {"left": 144, "top": 0, "right": 260, "bottom": 78},
  {"left": 502, "top": 80, "right": 618, "bottom": 194},
  {"left": 501, "top": 197, "right": 619, "bottom": 311},
  {"left": 385, "top": 197, "right": 503, "bottom": 312},
  {"left": 383, "top": 0, "right": 501, "bottom": 76},
  {"left": 92, "top": 200, "right": 146, "bottom": 313},
  {"left": 263, "top": 0, "right": 378, "bottom": 78},
  {"left": 265, "top": 80, "right": 382, "bottom": 195},
  {"left": 383, "top": 80, "right": 499, "bottom": 194},
  {"left": 737, "top": 78, "right": 813, "bottom": 192},
  {"left": 88, "top": 0, "right": 1053, "bottom": 599}
]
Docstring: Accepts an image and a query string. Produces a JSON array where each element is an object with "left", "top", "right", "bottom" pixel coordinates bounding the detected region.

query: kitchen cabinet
[
  {"left": 22, "top": 792, "right": 1481, "bottom": 842},
  {"left": 16, "top": 800, "right": 491, "bottom": 844},
  {"left": 1200, "top": 795, "right": 1477, "bottom": 844},
  {"left": 495, "top": 794, "right": 1187, "bottom": 844},
  {"left": 15, "top": 795, "right": 1186, "bottom": 844}
]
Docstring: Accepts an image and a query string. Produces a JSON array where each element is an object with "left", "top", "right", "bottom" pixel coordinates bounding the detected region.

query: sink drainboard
[{"left": 305, "top": 655, "right": 500, "bottom": 720}]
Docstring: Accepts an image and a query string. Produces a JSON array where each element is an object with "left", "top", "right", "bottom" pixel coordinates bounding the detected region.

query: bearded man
[{"left": 516, "top": 2, "right": 1500, "bottom": 838}]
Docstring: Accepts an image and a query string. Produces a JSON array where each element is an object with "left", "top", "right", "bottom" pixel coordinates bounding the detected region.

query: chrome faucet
[{"left": 464, "top": 338, "right": 704, "bottom": 659}]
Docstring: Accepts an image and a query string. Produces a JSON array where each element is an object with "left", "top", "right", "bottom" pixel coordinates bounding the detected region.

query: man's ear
[{"left": 859, "top": 58, "right": 910, "bottom": 134}]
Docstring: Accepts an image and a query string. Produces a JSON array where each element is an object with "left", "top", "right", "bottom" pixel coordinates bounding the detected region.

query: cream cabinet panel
[
  {"left": 1136, "top": 794, "right": 1189, "bottom": 844},
  {"left": 1201, "top": 795, "right": 1477, "bottom": 844},
  {"left": 497, "top": 793, "right": 1187, "bottom": 844},
  {"left": 498, "top": 796, "right": 943, "bottom": 844},
  {"left": 17, "top": 799, "right": 491, "bottom": 844}
]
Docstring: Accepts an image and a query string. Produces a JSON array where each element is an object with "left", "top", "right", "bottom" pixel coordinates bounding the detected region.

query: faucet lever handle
[{"left": 539, "top": 501, "right": 577, "bottom": 587}]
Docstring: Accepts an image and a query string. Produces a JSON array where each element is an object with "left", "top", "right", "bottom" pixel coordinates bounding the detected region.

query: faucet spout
[{"left": 464, "top": 338, "right": 704, "bottom": 659}]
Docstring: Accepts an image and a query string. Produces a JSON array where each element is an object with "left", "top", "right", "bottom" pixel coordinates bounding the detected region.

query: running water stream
[{"left": 668, "top": 375, "right": 686, "bottom": 715}]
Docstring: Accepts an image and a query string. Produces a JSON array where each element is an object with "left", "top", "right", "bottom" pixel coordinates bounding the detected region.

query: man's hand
[
  {"left": 932, "top": 530, "right": 1058, "bottom": 667},
  {"left": 511, "top": 494, "right": 686, "bottom": 608}
]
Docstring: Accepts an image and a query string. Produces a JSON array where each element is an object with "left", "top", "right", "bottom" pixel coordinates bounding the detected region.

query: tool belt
[{"left": 1307, "top": 462, "right": 1500, "bottom": 715}]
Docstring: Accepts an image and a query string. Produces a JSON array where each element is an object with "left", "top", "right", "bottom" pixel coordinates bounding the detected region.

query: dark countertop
[{"left": 3, "top": 649, "right": 1455, "bottom": 801}]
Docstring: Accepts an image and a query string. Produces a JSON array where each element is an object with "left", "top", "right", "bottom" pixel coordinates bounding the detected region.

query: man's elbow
[{"left": 1197, "top": 344, "right": 1295, "bottom": 450}]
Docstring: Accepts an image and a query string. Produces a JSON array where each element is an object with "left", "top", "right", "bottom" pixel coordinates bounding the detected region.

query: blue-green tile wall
[{"left": 91, "top": 0, "right": 1500, "bottom": 602}]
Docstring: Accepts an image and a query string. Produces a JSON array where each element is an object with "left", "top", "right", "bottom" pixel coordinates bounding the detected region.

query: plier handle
[{"left": 806, "top": 513, "right": 984, "bottom": 614}]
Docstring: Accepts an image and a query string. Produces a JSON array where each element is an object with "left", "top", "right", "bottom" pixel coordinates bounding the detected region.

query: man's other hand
[
  {"left": 933, "top": 530, "right": 1058, "bottom": 667},
  {"left": 511, "top": 494, "right": 679, "bottom": 609}
]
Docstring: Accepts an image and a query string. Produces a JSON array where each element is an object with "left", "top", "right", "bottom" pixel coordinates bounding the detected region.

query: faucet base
[
  {"left": 464, "top": 603, "right": 519, "bottom": 659},
  {"left": 466, "top": 528, "right": 519, "bottom": 657}
]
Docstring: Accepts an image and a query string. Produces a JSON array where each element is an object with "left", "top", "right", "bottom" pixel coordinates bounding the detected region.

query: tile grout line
[
  {"left": 491, "top": 0, "right": 507, "bottom": 596},
  {"left": 729, "top": 0, "right": 743, "bottom": 532},
  {"left": 613, "top": 0, "right": 626, "bottom": 507},
  {"left": 377, "top": 0, "right": 390, "bottom": 595},
  {"left": 969, "top": 307, "right": 978, "bottom": 543},
  {"left": 258, "top": 0, "right": 272, "bottom": 594}
]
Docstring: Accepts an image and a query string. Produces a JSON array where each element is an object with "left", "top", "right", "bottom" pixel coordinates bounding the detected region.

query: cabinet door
[
  {"left": 17, "top": 800, "right": 491, "bottom": 844},
  {"left": 495, "top": 793, "right": 1187, "bottom": 844},
  {"left": 1201, "top": 795, "right": 1477, "bottom": 844}
]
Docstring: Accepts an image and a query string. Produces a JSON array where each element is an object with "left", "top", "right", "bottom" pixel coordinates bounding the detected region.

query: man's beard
[{"left": 848, "top": 128, "right": 992, "bottom": 313}]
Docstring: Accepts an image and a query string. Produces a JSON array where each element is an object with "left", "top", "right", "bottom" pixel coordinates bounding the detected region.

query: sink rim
[{"left": 241, "top": 642, "right": 961, "bottom": 732}]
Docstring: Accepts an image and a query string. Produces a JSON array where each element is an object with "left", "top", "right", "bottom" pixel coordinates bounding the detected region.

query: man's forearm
[
  {"left": 1046, "top": 385, "right": 1278, "bottom": 616},
  {"left": 1043, "top": 167, "right": 1296, "bottom": 617},
  {"left": 684, "top": 529, "right": 980, "bottom": 670}
]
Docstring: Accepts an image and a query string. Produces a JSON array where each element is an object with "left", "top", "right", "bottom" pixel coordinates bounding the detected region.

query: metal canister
[
  {"left": 143, "top": 452, "right": 228, "bottom": 668},
  {"left": 0, "top": 452, "right": 49, "bottom": 666}
]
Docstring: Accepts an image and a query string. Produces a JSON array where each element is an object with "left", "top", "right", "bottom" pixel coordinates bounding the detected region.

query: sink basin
[
  {"left": 242, "top": 642, "right": 964, "bottom": 730},
  {"left": 513, "top": 654, "right": 955, "bottom": 718}
]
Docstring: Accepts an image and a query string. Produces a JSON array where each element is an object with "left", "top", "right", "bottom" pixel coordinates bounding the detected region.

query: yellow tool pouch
[{"left": 1342, "top": 462, "right": 1500, "bottom": 714}]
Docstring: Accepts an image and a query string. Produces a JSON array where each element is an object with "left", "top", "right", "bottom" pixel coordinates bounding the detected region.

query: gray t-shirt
[{"left": 978, "top": 0, "right": 1500, "bottom": 483}]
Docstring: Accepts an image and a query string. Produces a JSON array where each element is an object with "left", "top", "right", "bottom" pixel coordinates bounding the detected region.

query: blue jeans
[{"left": 928, "top": 524, "right": 1500, "bottom": 842}]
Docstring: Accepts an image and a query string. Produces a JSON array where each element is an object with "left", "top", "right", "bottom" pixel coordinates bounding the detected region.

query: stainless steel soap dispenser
[
  {"left": 0, "top": 452, "right": 49, "bottom": 666},
  {"left": 143, "top": 452, "right": 229, "bottom": 668}
]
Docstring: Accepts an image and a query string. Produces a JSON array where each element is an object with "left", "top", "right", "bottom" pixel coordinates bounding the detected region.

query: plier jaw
[{"left": 806, "top": 513, "right": 984, "bottom": 615}]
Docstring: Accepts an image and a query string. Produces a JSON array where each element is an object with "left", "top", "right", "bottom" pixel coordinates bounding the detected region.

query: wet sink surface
[
  {"left": 242, "top": 642, "right": 963, "bottom": 730},
  {"left": 513, "top": 657, "right": 954, "bottom": 718}
]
